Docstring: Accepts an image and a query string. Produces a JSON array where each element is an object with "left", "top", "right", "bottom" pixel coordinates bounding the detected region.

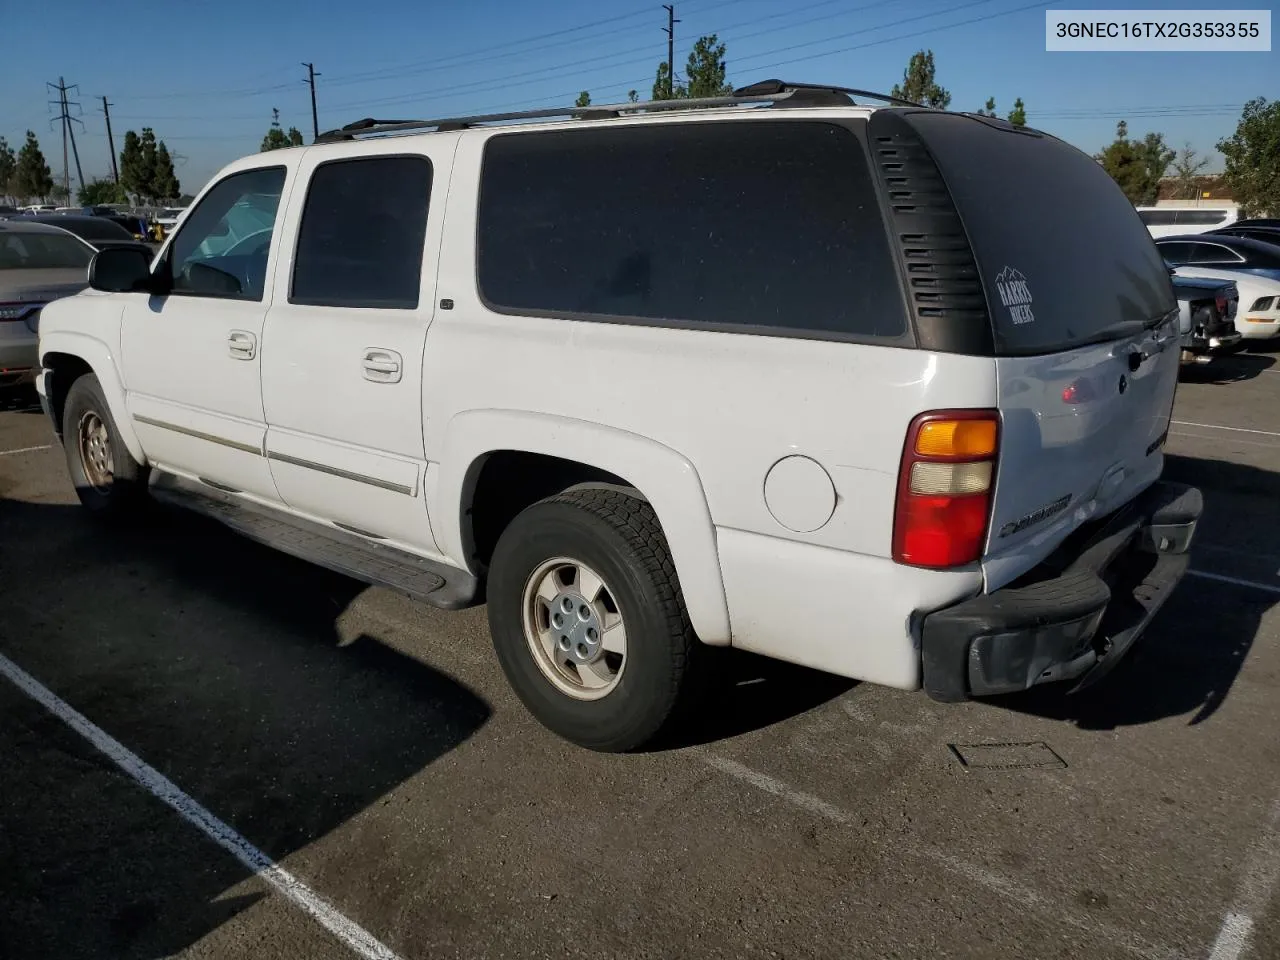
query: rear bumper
[
  {"left": 0, "top": 337, "right": 38, "bottom": 386},
  {"left": 921, "top": 480, "right": 1202, "bottom": 702}
]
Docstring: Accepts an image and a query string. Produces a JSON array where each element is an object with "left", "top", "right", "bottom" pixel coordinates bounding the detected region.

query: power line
[{"left": 320, "top": 0, "right": 977, "bottom": 115}]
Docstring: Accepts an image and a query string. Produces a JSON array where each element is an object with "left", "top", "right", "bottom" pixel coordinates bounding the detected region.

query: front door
[
  {"left": 261, "top": 139, "right": 456, "bottom": 553},
  {"left": 118, "top": 164, "right": 291, "bottom": 500}
]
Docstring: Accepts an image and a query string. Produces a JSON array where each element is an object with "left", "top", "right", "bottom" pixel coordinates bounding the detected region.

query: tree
[
  {"left": 0, "top": 137, "right": 15, "bottom": 202},
  {"left": 628, "top": 90, "right": 639, "bottom": 103},
  {"left": 890, "top": 50, "right": 950, "bottom": 108},
  {"left": 575, "top": 91, "right": 591, "bottom": 108},
  {"left": 978, "top": 97, "right": 997, "bottom": 117},
  {"left": 77, "top": 177, "right": 127, "bottom": 206},
  {"left": 1007, "top": 97, "right": 1026, "bottom": 127},
  {"left": 48, "top": 184, "right": 70, "bottom": 202},
  {"left": 1096, "top": 120, "right": 1174, "bottom": 205},
  {"left": 153, "top": 143, "right": 180, "bottom": 201},
  {"left": 287, "top": 127, "right": 305, "bottom": 147},
  {"left": 1217, "top": 97, "right": 1280, "bottom": 218},
  {"left": 119, "top": 130, "right": 145, "bottom": 199},
  {"left": 13, "top": 130, "right": 53, "bottom": 202},
  {"left": 261, "top": 127, "right": 290, "bottom": 151},
  {"left": 652, "top": 61, "right": 682, "bottom": 101},
  {"left": 1171, "top": 142, "right": 1210, "bottom": 199},
  {"left": 684, "top": 34, "right": 732, "bottom": 98}
]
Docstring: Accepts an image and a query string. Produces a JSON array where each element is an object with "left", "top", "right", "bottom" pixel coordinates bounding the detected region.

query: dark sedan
[
  {"left": 17, "top": 214, "right": 154, "bottom": 255},
  {"left": 1208, "top": 221, "right": 1280, "bottom": 246},
  {"left": 1154, "top": 233, "right": 1280, "bottom": 280}
]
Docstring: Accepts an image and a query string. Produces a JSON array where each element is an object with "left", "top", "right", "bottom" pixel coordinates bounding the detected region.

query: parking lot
[{"left": 1, "top": 353, "right": 1279, "bottom": 960}]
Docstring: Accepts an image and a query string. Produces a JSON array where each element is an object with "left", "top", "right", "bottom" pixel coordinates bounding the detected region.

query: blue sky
[{"left": 1, "top": 0, "right": 1274, "bottom": 195}]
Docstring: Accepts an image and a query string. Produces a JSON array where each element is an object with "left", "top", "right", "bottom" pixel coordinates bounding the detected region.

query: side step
[{"left": 149, "top": 472, "right": 481, "bottom": 610}]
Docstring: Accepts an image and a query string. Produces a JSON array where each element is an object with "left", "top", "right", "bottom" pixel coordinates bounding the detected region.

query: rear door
[
  {"left": 901, "top": 112, "right": 1181, "bottom": 589},
  {"left": 261, "top": 137, "right": 457, "bottom": 552}
]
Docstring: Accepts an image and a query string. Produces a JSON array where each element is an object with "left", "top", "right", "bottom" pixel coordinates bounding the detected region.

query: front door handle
[
  {"left": 228, "top": 330, "right": 257, "bottom": 360},
  {"left": 362, "top": 348, "right": 402, "bottom": 383}
]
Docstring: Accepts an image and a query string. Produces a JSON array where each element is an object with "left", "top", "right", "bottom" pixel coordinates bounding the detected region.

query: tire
[
  {"left": 486, "top": 488, "right": 698, "bottom": 752},
  {"left": 61, "top": 373, "right": 149, "bottom": 517}
]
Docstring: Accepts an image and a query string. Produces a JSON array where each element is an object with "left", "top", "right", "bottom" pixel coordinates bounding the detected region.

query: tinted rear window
[
  {"left": 910, "top": 114, "right": 1175, "bottom": 355},
  {"left": 64, "top": 218, "right": 133, "bottom": 241},
  {"left": 477, "top": 120, "right": 908, "bottom": 342}
]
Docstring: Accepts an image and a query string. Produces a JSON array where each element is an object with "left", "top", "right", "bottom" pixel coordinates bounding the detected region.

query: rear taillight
[
  {"left": 892, "top": 410, "right": 1000, "bottom": 569},
  {"left": 1215, "top": 295, "right": 1228, "bottom": 315}
]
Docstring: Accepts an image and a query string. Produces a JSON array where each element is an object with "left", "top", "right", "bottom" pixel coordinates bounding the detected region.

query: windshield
[
  {"left": 905, "top": 113, "right": 1176, "bottom": 355},
  {"left": 0, "top": 231, "right": 94, "bottom": 269},
  {"left": 61, "top": 218, "right": 133, "bottom": 242}
]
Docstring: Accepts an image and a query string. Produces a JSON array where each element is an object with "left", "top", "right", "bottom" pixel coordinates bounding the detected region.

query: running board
[{"left": 149, "top": 472, "right": 481, "bottom": 610}]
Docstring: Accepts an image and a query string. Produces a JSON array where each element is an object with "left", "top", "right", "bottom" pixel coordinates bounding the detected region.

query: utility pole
[
  {"left": 101, "top": 96, "right": 119, "bottom": 184},
  {"left": 47, "top": 77, "right": 85, "bottom": 201},
  {"left": 662, "top": 5, "right": 680, "bottom": 98},
  {"left": 302, "top": 62, "right": 320, "bottom": 143}
]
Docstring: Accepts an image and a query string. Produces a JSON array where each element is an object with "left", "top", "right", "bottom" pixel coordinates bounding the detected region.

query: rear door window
[
  {"left": 476, "top": 119, "right": 909, "bottom": 343},
  {"left": 904, "top": 113, "right": 1175, "bottom": 355},
  {"left": 291, "top": 155, "right": 432, "bottom": 309}
]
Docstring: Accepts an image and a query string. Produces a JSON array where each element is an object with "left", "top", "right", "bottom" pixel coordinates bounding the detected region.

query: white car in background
[
  {"left": 1155, "top": 234, "right": 1280, "bottom": 343},
  {"left": 1137, "top": 206, "right": 1239, "bottom": 239}
]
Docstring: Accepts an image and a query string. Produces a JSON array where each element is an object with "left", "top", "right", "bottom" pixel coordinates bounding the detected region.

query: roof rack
[{"left": 314, "top": 79, "right": 924, "bottom": 143}]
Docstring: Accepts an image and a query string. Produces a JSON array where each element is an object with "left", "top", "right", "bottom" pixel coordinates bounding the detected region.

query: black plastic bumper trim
[{"left": 921, "top": 479, "right": 1202, "bottom": 702}]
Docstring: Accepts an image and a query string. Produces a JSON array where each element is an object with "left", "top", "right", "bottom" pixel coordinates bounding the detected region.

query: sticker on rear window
[{"left": 995, "top": 266, "right": 1036, "bottom": 326}]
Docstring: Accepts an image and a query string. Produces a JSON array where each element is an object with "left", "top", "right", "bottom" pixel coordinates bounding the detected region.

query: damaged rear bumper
[{"left": 921, "top": 480, "right": 1202, "bottom": 702}]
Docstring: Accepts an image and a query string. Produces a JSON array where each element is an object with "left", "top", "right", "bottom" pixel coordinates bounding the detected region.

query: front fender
[
  {"left": 39, "top": 331, "right": 146, "bottom": 465},
  {"left": 436, "top": 409, "right": 731, "bottom": 645}
]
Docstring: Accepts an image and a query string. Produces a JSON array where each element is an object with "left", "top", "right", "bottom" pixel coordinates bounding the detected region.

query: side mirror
[{"left": 88, "top": 246, "right": 154, "bottom": 293}]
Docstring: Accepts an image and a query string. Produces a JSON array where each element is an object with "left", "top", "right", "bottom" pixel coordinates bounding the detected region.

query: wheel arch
[
  {"left": 40, "top": 333, "right": 146, "bottom": 464},
  {"left": 435, "top": 410, "right": 731, "bottom": 645}
]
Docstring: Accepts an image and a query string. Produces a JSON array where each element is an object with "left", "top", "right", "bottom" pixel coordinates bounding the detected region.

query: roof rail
[{"left": 314, "top": 78, "right": 923, "bottom": 144}]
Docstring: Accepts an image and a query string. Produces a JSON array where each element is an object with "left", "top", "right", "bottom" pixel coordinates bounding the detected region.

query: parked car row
[{"left": 1156, "top": 230, "right": 1280, "bottom": 355}]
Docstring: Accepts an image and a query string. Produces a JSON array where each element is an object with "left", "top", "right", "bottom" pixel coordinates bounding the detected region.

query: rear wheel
[
  {"left": 486, "top": 488, "right": 698, "bottom": 752},
  {"left": 62, "top": 373, "right": 149, "bottom": 517}
]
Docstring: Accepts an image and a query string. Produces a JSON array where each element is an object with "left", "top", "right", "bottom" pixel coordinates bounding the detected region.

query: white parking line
[
  {"left": 705, "top": 755, "right": 1176, "bottom": 960},
  {"left": 1208, "top": 794, "right": 1280, "bottom": 960},
  {"left": 1189, "top": 570, "right": 1280, "bottom": 596},
  {"left": 0, "top": 651, "right": 404, "bottom": 960},
  {"left": 0, "top": 444, "right": 51, "bottom": 456},
  {"left": 1171, "top": 421, "right": 1280, "bottom": 439}
]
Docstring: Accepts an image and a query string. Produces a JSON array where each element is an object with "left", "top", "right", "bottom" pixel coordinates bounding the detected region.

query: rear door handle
[
  {"left": 362, "top": 348, "right": 402, "bottom": 383},
  {"left": 228, "top": 330, "right": 257, "bottom": 360}
]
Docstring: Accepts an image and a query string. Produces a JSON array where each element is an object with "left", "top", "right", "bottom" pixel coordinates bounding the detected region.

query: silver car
[{"left": 1, "top": 220, "right": 93, "bottom": 388}]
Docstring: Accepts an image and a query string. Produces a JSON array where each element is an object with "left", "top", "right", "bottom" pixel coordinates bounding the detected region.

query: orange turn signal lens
[{"left": 914, "top": 419, "right": 998, "bottom": 459}]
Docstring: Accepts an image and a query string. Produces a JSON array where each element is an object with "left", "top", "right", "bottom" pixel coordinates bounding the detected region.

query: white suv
[{"left": 35, "top": 81, "right": 1202, "bottom": 752}]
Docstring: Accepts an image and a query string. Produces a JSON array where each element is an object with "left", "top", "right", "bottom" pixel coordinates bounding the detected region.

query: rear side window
[
  {"left": 291, "top": 156, "right": 432, "bottom": 309},
  {"left": 1138, "top": 209, "right": 1178, "bottom": 226},
  {"left": 907, "top": 114, "right": 1176, "bottom": 355},
  {"left": 1189, "top": 243, "right": 1242, "bottom": 264},
  {"left": 476, "top": 120, "right": 908, "bottom": 342},
  {"left": 1158, "top": 242, "right": 1194, "bottom": 264}
]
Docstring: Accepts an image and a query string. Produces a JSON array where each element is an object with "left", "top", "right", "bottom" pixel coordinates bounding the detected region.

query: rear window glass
[
  {"left": 909, "top": 114, "right": 1175, "bottom": 355},
  {"left": 477, "top": 120, "right": 908, "bottom": 342},
  {"left": 0, "top": 231, "right": 92, "bottom": 269},
  {"left": 63, "top": 218, "right": 133, "bottom": 241}
]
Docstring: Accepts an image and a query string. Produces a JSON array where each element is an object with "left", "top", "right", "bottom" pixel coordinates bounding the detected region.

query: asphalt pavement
[{"left": 2, "top": 349, "right": 1279, "bottom": 960}]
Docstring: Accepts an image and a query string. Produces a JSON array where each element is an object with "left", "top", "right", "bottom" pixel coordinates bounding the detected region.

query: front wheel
[
  {"left": 61, "top": 373, "right": 149, "bottom": 517},
  {"left": 486, "top": 488, "right": 698, "bottom": 752}
]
